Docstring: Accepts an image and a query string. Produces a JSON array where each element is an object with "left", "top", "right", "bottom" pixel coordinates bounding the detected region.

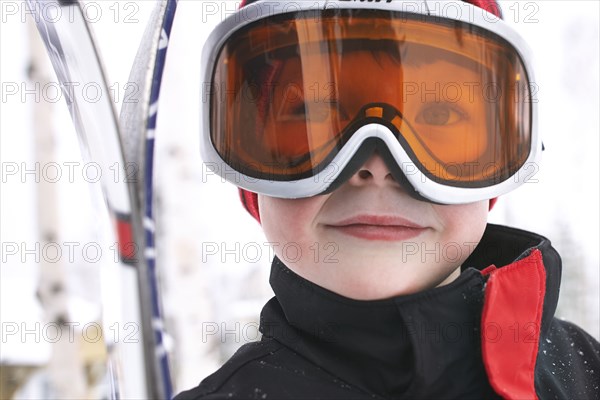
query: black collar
[{"left": 263, "top": 260, "right": 493, "bottom": 398}]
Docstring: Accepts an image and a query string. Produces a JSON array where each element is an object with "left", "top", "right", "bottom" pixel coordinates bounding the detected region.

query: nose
[{"left": 347, "top": 151, "right": 399, "bottom": 188}]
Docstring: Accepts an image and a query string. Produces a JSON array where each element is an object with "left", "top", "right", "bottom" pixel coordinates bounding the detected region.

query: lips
[{"left": 326, "top": 215, "right": 428, "bottom": 241}]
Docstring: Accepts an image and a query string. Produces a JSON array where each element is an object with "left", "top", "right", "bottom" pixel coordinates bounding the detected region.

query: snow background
[{"left": 1, "top": 0, "right": 598, "bottom": 396}]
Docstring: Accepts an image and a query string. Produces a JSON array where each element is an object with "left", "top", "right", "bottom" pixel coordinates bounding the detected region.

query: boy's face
[
  {"left": 258, "top": 152, "right": 489, "bottom": 300},
  {"left": 255, "top": 46, "right": 490, "bottom": 300}
]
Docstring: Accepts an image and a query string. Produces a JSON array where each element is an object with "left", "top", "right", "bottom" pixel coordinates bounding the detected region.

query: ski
[
  {"left": 25, "top": 0, "right": 177, "bottom": 398},
  {"left": 120, "top": 0, "right": 178, "bottom": 398}
]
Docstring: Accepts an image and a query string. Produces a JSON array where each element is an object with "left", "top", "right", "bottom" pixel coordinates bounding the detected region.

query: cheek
[
  {"left": 434, "top": 201, "right": 489, "bottom": 254},
  {"left": 258, "top": 195, "right": 325, "bottom": 246}
]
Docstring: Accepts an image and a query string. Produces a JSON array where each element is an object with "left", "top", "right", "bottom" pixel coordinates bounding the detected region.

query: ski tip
[{"left": 58, "top": 0, "right": 78, "bottom": 6}]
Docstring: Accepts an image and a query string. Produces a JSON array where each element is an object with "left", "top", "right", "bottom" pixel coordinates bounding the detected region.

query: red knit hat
[{"left": 237, "top": 0, "right": 503, "bottom": 223}]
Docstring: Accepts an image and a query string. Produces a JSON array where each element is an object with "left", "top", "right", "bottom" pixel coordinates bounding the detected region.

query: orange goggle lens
[{"left": 209, "top": 9, "right": 531, "bottom": 187}]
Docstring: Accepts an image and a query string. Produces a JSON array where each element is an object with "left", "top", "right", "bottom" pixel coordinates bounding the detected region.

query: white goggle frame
[{"left": 200, "top": 0, "right": 540, "bottom": 204}]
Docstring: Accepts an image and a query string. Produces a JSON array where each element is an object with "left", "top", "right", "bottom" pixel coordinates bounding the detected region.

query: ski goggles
[{"left": 201, "top": 0, "right": 540, "bottom": 204}]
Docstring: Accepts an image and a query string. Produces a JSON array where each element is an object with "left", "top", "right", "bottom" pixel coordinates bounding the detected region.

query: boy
[{"left": 177, "top": 0, "right": 599, "bottom": 398}]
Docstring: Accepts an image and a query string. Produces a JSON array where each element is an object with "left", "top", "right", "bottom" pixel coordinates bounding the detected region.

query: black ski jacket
[{"left": 176, "top": 224, "right": 599, "bottom": 399}]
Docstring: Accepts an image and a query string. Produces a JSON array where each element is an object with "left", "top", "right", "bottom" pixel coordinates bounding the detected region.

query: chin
[{"left": 330, "top": 271, "right": 436, "bottom": 301}]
